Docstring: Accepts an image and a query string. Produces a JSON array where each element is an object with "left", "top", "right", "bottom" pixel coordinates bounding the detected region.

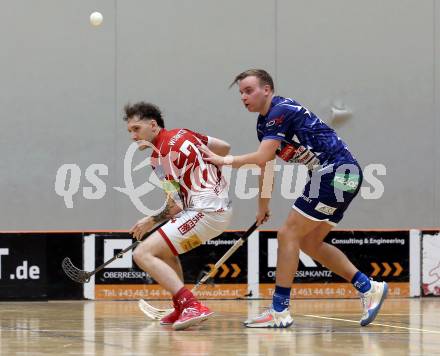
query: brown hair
[
  {"left": 230, "top": 69, "right": 274, "bottom": 91},
  {"left": 123, "top": 101, "right": 165, "bottom": 128}
]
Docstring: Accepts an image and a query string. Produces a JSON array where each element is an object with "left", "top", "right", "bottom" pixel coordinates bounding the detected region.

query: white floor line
[{"left": 301, "top": 314, "right": 440, "bottom": 334}]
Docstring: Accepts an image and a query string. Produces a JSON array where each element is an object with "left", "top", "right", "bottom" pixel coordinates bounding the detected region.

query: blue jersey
[{"left": 257, "top": 96, "right": 357, "bottom": 170}]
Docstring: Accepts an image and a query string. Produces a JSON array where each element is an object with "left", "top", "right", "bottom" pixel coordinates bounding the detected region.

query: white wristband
[{"left": 223, "top": 155, "right": 234, "bottom": 165}]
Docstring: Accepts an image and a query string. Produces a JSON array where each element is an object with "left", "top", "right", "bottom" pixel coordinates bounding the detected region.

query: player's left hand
[
  {"left": 199, "top": 145, "right": 225, "bottom": 166},
  {"left": 130, "top": 216, "right": 155, "bottom": 240}
]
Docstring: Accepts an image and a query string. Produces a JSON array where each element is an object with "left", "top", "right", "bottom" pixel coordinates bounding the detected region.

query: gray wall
[{"left": 0, "top": 0, "right": 438, "bottom": 230}]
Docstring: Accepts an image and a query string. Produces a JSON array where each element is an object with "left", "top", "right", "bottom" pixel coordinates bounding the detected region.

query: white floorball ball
[{"left": 90, "top": 12, "right": 103, "bottom": 26}]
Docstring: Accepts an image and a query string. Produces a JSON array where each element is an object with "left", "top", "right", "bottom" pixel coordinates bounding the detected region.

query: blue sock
[
  {"left": 272, "top": 285, "right": 291, "bottom": 312},
  {"left": 351, "top": 271, "right": 371, "bottom": 293}
]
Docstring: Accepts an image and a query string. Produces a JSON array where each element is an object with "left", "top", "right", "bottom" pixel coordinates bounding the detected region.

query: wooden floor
[{"left": 1, "top": 298, "right": 439, "bottom": 355}]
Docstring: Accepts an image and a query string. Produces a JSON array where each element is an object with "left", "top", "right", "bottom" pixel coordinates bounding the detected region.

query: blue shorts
[{"left": 293, "top": 162, "right": 363, "bottom": 226}]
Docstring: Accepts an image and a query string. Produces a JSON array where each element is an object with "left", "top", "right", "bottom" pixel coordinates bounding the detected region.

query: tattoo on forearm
[{"left": 152, "top": 199, "right": 174, "bottom": 223}]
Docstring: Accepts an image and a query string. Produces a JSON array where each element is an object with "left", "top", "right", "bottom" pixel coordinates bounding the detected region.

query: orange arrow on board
[
  {"left": 231, "top": 263, "right": 241, "bottom": 278},
  {"left": 371, "top": 262, "right": 381, "bottom": 277},
  {"left": 382, "top": 262, "right": 392, "bottom": 277},
  {"left": 220, "top": 264, "right": 230, "bottom": 278},
  {"left": 393, "top": 262, "right": 403, "bottom": 276}
]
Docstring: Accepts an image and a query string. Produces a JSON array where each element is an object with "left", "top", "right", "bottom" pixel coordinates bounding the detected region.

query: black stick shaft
[
  {"left": 91, "top": 240, "right": 140, "bottom": 276},
  {"left": 239, "top": 221, "right": 258, "bottom": 241}
]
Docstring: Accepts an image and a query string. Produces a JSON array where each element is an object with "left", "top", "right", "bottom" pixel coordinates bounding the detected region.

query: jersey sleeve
[
  {"left": 186, "top": 129, "right": 209, "bottom": 146},
  {"left": 261, "top": 106, "right": 291, "bottom": 142}
]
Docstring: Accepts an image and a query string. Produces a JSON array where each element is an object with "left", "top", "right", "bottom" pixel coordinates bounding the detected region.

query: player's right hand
[{"left": 256, "top": 208, "right": 270, "bottom": 226}]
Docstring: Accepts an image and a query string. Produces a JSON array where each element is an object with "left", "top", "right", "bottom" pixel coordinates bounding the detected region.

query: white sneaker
[
  {"left": 244, "top": 307, "right": 294, "bottom": 328},
  {"left": 359, "top": 281, "right": 388, "bottom": 326}
]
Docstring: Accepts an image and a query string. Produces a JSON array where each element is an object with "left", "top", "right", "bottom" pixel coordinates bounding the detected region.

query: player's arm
[
  {"left": 153, "top": 177, "right": 184, "bottom": 223},
  {"left": 152, "top": 194, "right": 182, "bottom": 224},
  {"left": 130, "top": 194, "right": 182, "bottom": 241},
  {"left": 130, "top": 174, "right": 183, "bottom": 240},
  {"left": 206, "top": 136, "right": 231, "bottom": 157},
  {"left": 257, "top": 159, "right": 275, "bottom": 225},
  {"left": 200, "top": 139, "right": 279, "bottom": 168},
  {"left": 191, "top": 130, "right": 230, "bottom": 157}
]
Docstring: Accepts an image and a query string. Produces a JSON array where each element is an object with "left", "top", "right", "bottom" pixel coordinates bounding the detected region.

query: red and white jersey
[{"left": 150, "top": 128, "right": 230, "bottom": 212}]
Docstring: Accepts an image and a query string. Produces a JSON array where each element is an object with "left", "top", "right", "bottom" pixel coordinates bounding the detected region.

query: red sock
[{"left": 174, "top": 287, "right": 196, "bottom": 308}]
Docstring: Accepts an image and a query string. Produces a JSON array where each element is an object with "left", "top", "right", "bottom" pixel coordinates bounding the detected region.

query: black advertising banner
[
  {"left": 0, "top": 234, "right": 83, "bottom": 300},
  {"left": 93, "top": 232, "right": 147, "bottom": 286},
  {"left": 259, "top": 230, "right": 409, "bottom": 298},
  {"left": 331, "top": 231, "right": 409, "bottom": 283},
  {"left": 0, "top": 235, "right": 47, "bottom": 299},
  {"left": 180, "top": 231, "right": 247, "bottom": 284},
  {"left": 46, "top": 234, "right": 83, "bottom": 299},
  {"left": 93, "top": 231, "right": 248, "bottom": 300}
]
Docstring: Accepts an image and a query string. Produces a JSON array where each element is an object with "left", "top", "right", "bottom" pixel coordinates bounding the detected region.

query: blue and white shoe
[
  {"left": 359, "top": 281, "right": 388, "bottom": 326},
  {"left": 244, "top": 306, "right": 294, "bottom": 328}
]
